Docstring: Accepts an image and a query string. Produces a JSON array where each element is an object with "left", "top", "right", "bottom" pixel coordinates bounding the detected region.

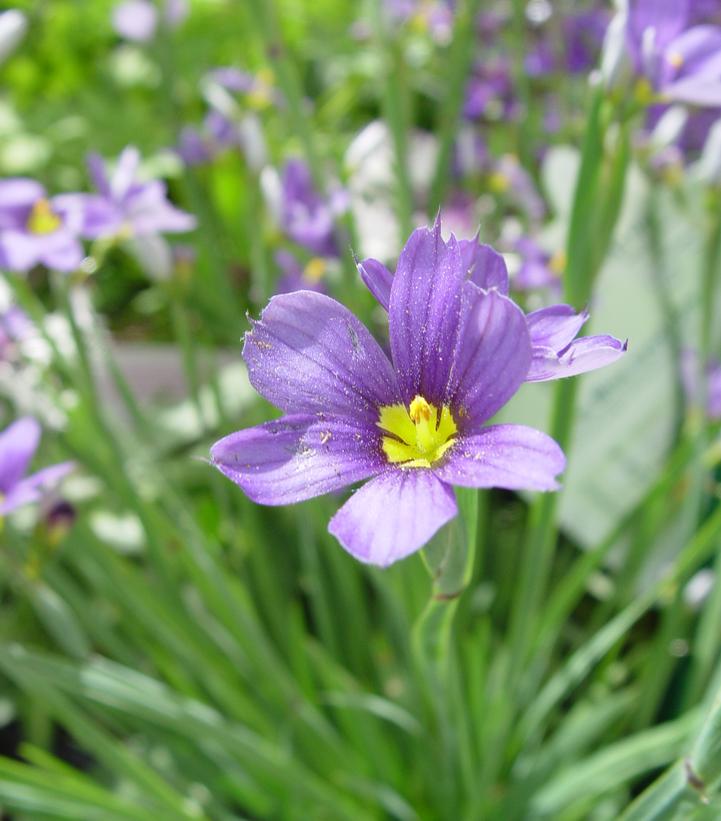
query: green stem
[
  {"left": 427, "top": 0, "right": 484, "bottom": 213},
  {"left": 371, "top": 1, "right": 414, "bottom": 240},
  {"left": 681, "top": 198, "right": 721, "bottom": 706},
  {"left": 246, "top": 0, "right": 358, "bottom": 287},
  {"left": 507, "top": 91, "right": 629, "bottom": 683}
]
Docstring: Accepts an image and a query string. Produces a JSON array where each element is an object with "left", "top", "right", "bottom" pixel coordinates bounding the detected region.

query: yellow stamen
[
  {"left": 668, "top": 51, "right": 684, "bottom": 69},
  {"left": 304, "top": 257, "right": 327, "bottom": 283},
  {"left": 26, "top": 199, "right": 61, "bottom": 235},
  {"left": 549, "top": 249, "right": 566, "bottom": 275},
  {"left": 634, "top": 78, "right": 656, "bottom": 105},
  {"left": 248, "top": 68, "right": 275, "bottom": 110},
  {"left": 378, "top": 395, "right": 458, "bottom": 469},
  {"left": 488, "top": 172, "right": 510, "bottom": 193}
]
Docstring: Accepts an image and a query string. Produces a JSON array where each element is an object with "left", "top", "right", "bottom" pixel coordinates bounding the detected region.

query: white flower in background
[{"left": 0, "top": 10, "right": 27, "bottom": 65}]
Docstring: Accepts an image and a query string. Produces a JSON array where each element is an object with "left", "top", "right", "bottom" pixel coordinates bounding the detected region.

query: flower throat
[{"left": 378, "top": 395, "right": 457, "bottom": 468}]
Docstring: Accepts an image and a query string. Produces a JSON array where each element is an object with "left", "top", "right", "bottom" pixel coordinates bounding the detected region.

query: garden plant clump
[{"left": 2, "top": 1, "right": 721, "bottom": 818}]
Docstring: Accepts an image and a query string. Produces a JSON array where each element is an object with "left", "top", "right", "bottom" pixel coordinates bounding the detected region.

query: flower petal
[
  {"left": 328, "top": 469, "right": 458, "bottom": 567},
  {"left": 357, "top": 257, "right": 392, "bottom": 311},
  {"left": 458, "top": 238, "right": 510, "bottom": 293},
  {"left": 0, "top": 178, "right": 44, "bottom": 229},
  {"left": 0, "top": 461, "right": 75, "bottom": 516},
  {"left": 449, "top": 285, "right": 532, "bottom": 429},
  {"left": 526, "top": 304, "right": 589, "bottom": 351},
  {"left": 434, "top": 424, "right": 565, "bottom": 491},
  {"left": 243, "top": 290, "right": 399, "bottom": 425},
  {"left": 0, "top": 416, "right": 40, "bottom": 494},
  {"left": 629, "top": 0, "right": 688, "bottom": 52},
  {"left": 526, "top": 335, "right": 627, "bottom": 382},
  {"left": 38, "top": 229, "right": 84, "bottom": 272},
  {"left": 389, "top": 219, "right": 466, "bottom": 405},
  {"left": 211, "top": 415, "right": 384, "bottom": 505}
]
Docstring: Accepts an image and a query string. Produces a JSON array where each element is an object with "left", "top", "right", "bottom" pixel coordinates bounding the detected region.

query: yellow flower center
[
  {"left": 247, "top": 68, "right": 275, "bottom": 110},
  {"left": 378, "top": 395, "right": 458, "bottom": 468},
  {"left": 549, "top": 249, "right": 566, "bottom": 275},
  {"left": 303, "top": 257, "right": 327, "bottom": 283},
  {"left": 26, "top": 198, "right": 61, "bottom": 235},
  {"left": 488, "top": 171, "right": 510, "bottom": 193},
  {"left": 634, "top": 78, "right": 656, "bottom": 105},
  {"left": 668, "top": 51, "right": 684, "bottom": 70}
]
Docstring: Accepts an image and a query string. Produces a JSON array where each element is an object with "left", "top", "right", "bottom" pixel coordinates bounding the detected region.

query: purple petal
[
  {"left": 52, "top": 193, "right": 121, "bottom": 240},
  {"left": 0, "top": 178, "right": 45, "bottom": 229},
  {"left": 526, "top": 304, "right": 589, "bottom": 351},
  {"left": 328, "top": 469, "right": 458, "bottom": 567},
  {"left": 666, "top": 25, "right": 721, "bottom": 82},
  {"left": 243, "top": 290, "right": 399, "bottom": 425},
  {"left": 37, "top": 229, "right": 84, "bottom": 272},
  {"left": 527, "top": 335, "right": 628, "bottom": 382},
  {"left": 357, "top": 257, "right": 393, "bottom": 310},
  {"left": 449, "top": 285, "right": 532, "bottom": 430},
  {"left": 111, "top": 146, "right": 142, "bottom": 201},
  {"left": 124, "top": 181, "right": 196, "bottom": 234},
  {"left": 112, "top": 1, "right": 158, "bottom": 42},
  {"left": 211, "top": 415, "right": 384, "bottom": 505},
  {"left": 0, "top": 461, "right": 75, "bottom": 516},
  {"left": 629, "top": 0, "right": 689, "bottom": 52},
  {"left": 0, "top": 416, "right": 40, "bottom": 493},
  {"left": 664, "top": 76, "right": 721, "bottom": 105},
  {"left": 87, "top": 153, "right": 112, "bottom": 199},
  {"left": 389, "top": 219, "right": 466, "bottom": 405},
  {"left": 458, "top": 238, "right": 509, "bottom": 294},
  {"left": 0, "top": 230, "right": 42, "bottom": 271},
  {"left": 434, "top": 424, "right": 565, "bottom": 491}
]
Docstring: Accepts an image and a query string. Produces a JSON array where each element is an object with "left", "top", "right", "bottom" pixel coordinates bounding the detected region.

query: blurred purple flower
[
  {"left": 0, "top": 417, "right": 74, "bottom": 516},
  {"left": 279, "top": 158, "right": 348, "bottom": 257},
  {"left": 464, "top": 56, "right": 518, "bottom": 121},
  {"left": 274, "top": 249, "right": 328, "bottom": 295},
  {"left": 212, "top": 219, "right": 566, "bottom": 566},
  {"left": 112, "top": 0, "right": 188, "bottom": 42},
  {"left": 0, "top": 305, "right": 32, "bottom": 361},
  {"left": 385, "top": 0, "right": 454, "bottom": 43},
  {"left": 625, "top": 0, "right": 721, "bottom": 106},
  {"left": 513, "top": 236, "right": 563, "bottom": 293},
  {"left": 489, "top": 155, "right": 546, "bottom": 223},
  {"left": 564, "top": 8, "right": 609, "bottom": 74},
  {"left": 358, "top": 229, "right": 626, "bottom": 385},
  {"left": 0, "top": 178, "right": 85, "bottom": 273},
  {"left": 65, "top": 147, "right": 196, "bottom": 241},
  {"left": 207, "top": 67, "right": 283, "bottom": 110},
  {"left": 682, "top": 350, "right": 721, "bottom": 418}
]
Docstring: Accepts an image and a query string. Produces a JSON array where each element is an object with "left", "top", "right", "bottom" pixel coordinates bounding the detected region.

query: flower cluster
[
  {"left": 0, "top": 417, "right": 73, "bottom": 518},
  {"left": 0, "top": 148, "right": 195, "bottom": 276},
  {"left": 212, "top": 219, "right": 625, "bottom": 566}
]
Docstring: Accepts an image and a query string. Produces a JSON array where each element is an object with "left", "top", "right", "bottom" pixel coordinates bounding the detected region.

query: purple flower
[
  {"left": 274, "top": 250, "right": 328, "bottom": 295},
  {"left": 64, "top": 147, "right": 196, "bottom": 241},
  {"left": 564, "top": 9, "right": 610, "bottom": 74},
  {"left": 278, "top": 159, "right": 347, "bottom": 258},
  {"left": 385, "top": 0, "right": 454, "bottom": 44},
  {"left": 513, "top": 236, "right": 563, "bottom": 293},
  {"left": 463, "top": 57, "right": 518, "bottom": 122},
  {"left": 358, "top": 231, "right": 626, "bottom": 384},
  {"left": 212, "top": 220, "right": 568, "bottom": 566},
  {"left": 0, "top": 178, "right": 84, "bottom": 273},
  {"left": 112, "top": 0, "right": 188, "bottom": 42},
  {"left": 0, "top": 305, "right": 32, "bottom": 361},
  {"left": 625, "top": 0, "right": 721, "bottom": 106},
  {"left": 682, "top": 350, "right": 721, "bottom": 418},
  {"left": 489, "top": 155, "right": 546, "bottom": 223},
  {"left": 0, "top": 417, "right": 74, "bottom": 516},
  {"left": 206, "top": 67, "right": 283, "bottom": 110}
]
